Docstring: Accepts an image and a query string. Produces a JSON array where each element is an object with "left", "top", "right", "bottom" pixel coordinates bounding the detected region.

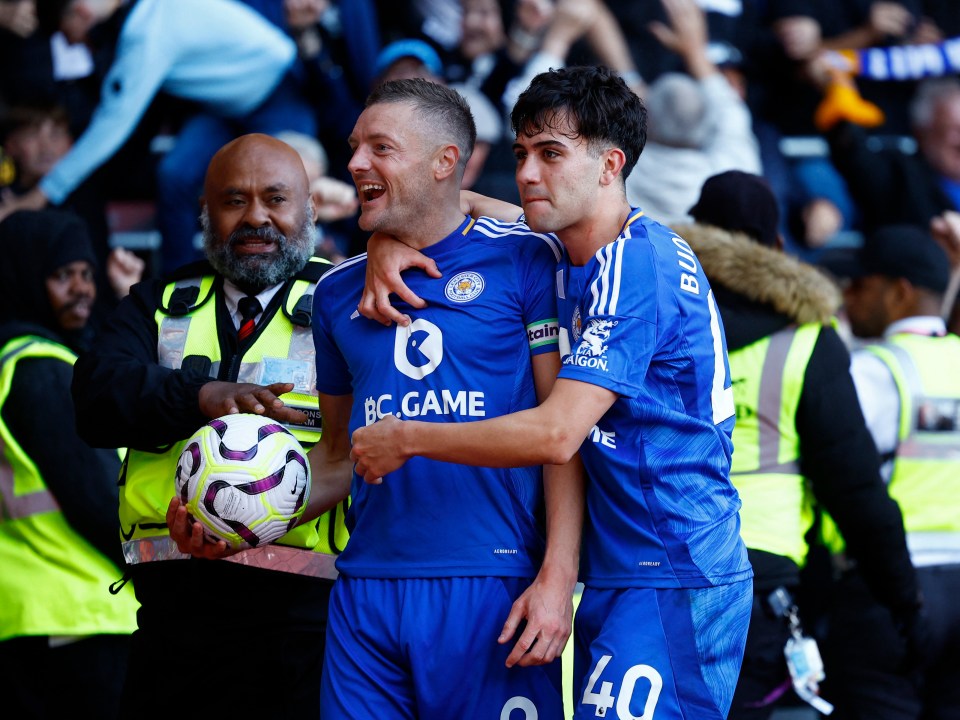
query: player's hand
[
  {"left": 198, "top": 381, "right": 308, "bottom": 424},
  {"left": 350, "top": 415, "right": 411, "bottom": 483},
  {"left": 499, "top": 569, "right": 575, "bottom": 667},
  {"left": 359, "top": 233, "right": 441, "bottom": 327},
  {"left": 166, "top": 497, "right": 236, "bottom": 559}
]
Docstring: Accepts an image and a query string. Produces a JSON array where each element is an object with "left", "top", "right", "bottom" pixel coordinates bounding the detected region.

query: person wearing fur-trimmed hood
[{"left": 677, "top": 171, "right": 922, "bottom": 719}]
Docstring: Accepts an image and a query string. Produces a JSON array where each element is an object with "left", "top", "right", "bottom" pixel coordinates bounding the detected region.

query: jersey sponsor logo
[
  {"left": 564, "top": 318, "right": 617, "bottom": 371},
  {"left": 581, "top": 318, "right": 616, "bottom": 357},
  {"left": 444, "top": 271, "right": 485, "bottom": 303},
  {"left": 394, "top": 318, "right": 443, "bottom": 380},
  {"left": 363, "top": 390, "right": 487, "bottom": 423},
  {"left": 526, "top": 319, "right": 559, "bottom": 349}
]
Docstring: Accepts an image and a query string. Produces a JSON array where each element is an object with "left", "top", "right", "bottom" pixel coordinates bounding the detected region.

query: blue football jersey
[
  {"left": 556, "top": 210, "right": 751, "bottom": 589},
  {"left": 313, "top": 216, "right": 563, "bottom": 578}
]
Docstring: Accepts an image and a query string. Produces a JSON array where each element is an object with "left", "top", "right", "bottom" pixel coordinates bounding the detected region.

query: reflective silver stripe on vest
[
  {"left": 122, "top": 536, "right": 339, "bottom": 579},
  {"left": 0, "top": 342, "right": 61, "bottom": 519},
  {"left": 157, "top": 278, "right": 203, "bottom": 370},
  {"left": 734, "top": 327, "right": 802, "bottom": 477},
  {"left": 881, "top": 342, "right": 960, "bottom": 460},
  {"left": 0, "top": 439, "right": 60, "bottom": 520}
]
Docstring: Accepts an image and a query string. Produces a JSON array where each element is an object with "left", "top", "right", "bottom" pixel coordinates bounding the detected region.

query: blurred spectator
[
  {"left": 0, "top": 0, "right": 319, "bottom": 277},
  {"left": 1, "top": 102, "right": 144, "bottom": 307},
  {"left": 1, "top": 103, "right": 71, "bottom": 192},
  {"left": 834, "top": 223, "right": 959, "bottom": 719},
  {"left": 283, "top": 0, "right": 381, "bottom": 177},
  {"left": 274, "top": 129, "right": 358, "bottom": 263},
  {"left": 0, "top": 208, "right": 139, "bottom": 720},
  {"left": 823, "top": 77, "right": 960, "bottom": 236},
  {"left": 625, "top": 0, "right": 762, "bottom": 226},
  {"left": 372, "top": 38, "right": 503, "bottom": 194},
  {"left": 0, "top": 0, "right": 36, "bottom": 37}
]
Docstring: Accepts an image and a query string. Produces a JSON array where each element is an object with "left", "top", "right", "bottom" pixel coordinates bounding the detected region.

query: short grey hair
[{"left": 910, "top": 77, "right": 960, "bottom": 130}]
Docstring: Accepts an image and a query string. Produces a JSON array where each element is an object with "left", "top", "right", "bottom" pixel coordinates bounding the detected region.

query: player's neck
[
  {"left": 396, "top": 204, "right": 468, "bottom": 251},
  {"left": 559, "top": 201, "right": 633, "bottom": 266}
]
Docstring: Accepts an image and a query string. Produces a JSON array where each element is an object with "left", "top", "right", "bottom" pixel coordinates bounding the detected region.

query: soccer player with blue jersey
[
  {"left": 352, "top": 65, "right": 754, "bottom": 719},
  {"left": 311, "top": 78, "right": 583, "bottom": 718}
]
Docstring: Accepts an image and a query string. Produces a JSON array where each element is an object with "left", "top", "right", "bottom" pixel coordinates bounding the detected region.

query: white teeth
[{"left": 359, "top": 183, "right": 384, "bottom": 192}]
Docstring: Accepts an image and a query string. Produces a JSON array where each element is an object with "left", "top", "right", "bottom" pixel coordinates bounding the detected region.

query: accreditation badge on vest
[{"left": 261, "top": 357, "right": 314, "bottom": 393}]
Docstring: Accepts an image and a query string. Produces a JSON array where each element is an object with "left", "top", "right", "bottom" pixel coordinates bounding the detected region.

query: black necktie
[{"left": 237, "top": 296, "right": 262, "bottom": 342}]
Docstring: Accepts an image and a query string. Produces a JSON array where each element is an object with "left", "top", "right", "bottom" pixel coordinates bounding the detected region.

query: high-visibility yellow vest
[
  {"left": 866, "top": 333, "right": 960, "bottom": 538},
  {"left": 0, "top": 335, "right": 138, "bottom": 641},
  {"left": 728, "top": 324, "right": 821, "bottom": 567},
  {"left": 120, "top": 259, "right": 349, "bottom": 569}
]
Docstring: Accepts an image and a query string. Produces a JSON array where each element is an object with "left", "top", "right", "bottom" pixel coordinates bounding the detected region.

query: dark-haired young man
[{"left": 352, "top": 65, "right": 753, "bottom": 719}]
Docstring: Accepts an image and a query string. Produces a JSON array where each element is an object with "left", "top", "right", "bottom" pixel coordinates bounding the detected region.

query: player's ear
[
  {"left": 599, "top": 148, "right": 627, "bottom": 187},
  {"left": 434, "top": 144, "right": 460, "bottom": 181}
]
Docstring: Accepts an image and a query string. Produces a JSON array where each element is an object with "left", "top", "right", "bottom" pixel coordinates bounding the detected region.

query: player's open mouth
[{"left": 360, "top": 183, "right": 385, "bottom": 203}]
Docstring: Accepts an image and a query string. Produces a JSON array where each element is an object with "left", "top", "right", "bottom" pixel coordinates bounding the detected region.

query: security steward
[
  {"left": 676, "top": 172, "right": 921, "bottom": 720},
  {"left": 838, "top": 224, "right": 960, "bottom": 720},
  {"left": 71, "top": 135, "right": 349, "bottom": 719},
  {"left": 0, "top": 209, "right": 138, "bottom": 719}
]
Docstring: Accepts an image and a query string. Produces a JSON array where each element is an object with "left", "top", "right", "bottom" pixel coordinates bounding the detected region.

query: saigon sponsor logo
[
  {"left": 445, "top": 271, "right": 484, "bottom": 303},
  {"left": 563, "top": 317, "right": 617, "bottom": 371}
]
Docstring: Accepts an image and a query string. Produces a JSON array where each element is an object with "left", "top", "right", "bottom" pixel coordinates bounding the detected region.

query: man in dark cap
[
  {"left": 836, "top": 224, "right": 960, "bottom": 720},
  {"left": 677, "top": 172, "right": 921, "bottom": 720},
  {"left": 0, "top": 209, "right": 139, "bottom": 719}
]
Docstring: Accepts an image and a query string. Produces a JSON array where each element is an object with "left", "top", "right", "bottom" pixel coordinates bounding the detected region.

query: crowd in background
[
  {"left": 2, "top": 1, "right": 960, "bottom": 719},
  {"left": 2, "top": 0, "right": 958, "bottom": 289}
]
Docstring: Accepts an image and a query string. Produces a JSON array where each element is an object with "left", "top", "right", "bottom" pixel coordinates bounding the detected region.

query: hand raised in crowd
[
  {"left": 773, "top": 15, "right": 823, "bottom": 61},
  {"left": 868, "top": 2, "right": 914, "bottom": 40},
  {"left": 930, "top": 210, "right": 960, "bottom": 270},
  {"left": 0, "top": 0, "right": 37, "bottom": 38},
  {"left": 106, "top": 247, "right": 146, "bottom": 299},
  {"left": 310, "top": 176, "right": 359, "bottom": 222},
  {"left": 648, "top": 0, "right": 708, "bottom": 59},
  {"left": 198, "top": 381, "right": 308, "bottom": 424}
]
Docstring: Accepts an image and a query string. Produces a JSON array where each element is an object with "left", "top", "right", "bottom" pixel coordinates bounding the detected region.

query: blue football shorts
[
  {"left": 571, "top": 579, "right": 752, "bottom": 719},
  {"left": 321, "top": 575, "right": 565, "bottom": 719}
]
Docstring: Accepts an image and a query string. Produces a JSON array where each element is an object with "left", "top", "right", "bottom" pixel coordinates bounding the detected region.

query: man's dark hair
[
  {"left": 366, "top": 78, "right": 477, "bottom": 172},
  {"left": 511, "top": 65, "right": 647, "bottom": 180},
  {"left": 0, "top": 104, "right": 69, "bottom": 144}
]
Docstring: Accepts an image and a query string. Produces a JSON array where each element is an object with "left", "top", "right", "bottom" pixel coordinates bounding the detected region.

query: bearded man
[{"left": 71, "top": 134, "right": 346, "bottom": 719}]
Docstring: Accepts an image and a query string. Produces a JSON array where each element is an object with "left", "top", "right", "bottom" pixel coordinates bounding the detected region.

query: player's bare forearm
[
  {"left": 500, "top": 457, "right": 584, "bottom": 667},
  {"left": 351, "top": 379, "right": 615, "bottom": 482},
  {"left": 302, "top": 393, "right": 353, "bottom": 521},
  {"left": 460, "top": 190, "right": 522, "bottom": 222}
]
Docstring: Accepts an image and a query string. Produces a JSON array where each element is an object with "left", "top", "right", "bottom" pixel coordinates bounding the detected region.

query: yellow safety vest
[
  {"left": 728, "top": 324, "right": 821, "bottom": 567},
  {"left": 120, "top": 259, "right": 348, "bottom": 575},
  {"left": 0, "top": 335, "right": 138, "bottom": 641},
  {"left": 866, "top": 333, "right": 960, "bottom": 538}
]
